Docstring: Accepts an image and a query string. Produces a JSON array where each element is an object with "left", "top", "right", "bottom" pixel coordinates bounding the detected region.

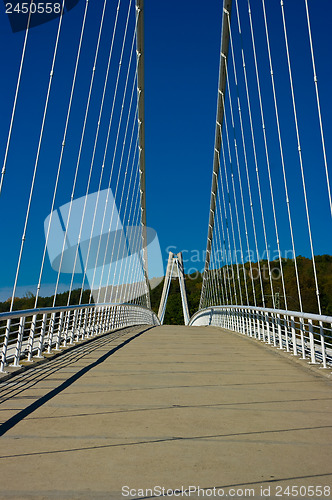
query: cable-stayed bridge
[{"left": 0, "top": 0, "right": 331, "bottom": 496}]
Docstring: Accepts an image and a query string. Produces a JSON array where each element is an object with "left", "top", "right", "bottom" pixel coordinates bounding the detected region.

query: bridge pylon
[{"left": 158, "top": 252, "right": 190, "bottom": 325}]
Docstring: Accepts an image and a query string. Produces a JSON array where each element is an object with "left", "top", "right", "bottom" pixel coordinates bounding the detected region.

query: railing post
[
  {"left": 56, "top": 311, "right": 68, "bottom": 350},
  {"left": 308, "top": 319, "right": 316, "bottom": 364},
  {"left": 36, "top": 313, "right": 47, "bottom": 358},
  {"left": 277, "top": 313, "right": 283, "bottom": 349},
  {"left": 11, "top": 316, "right": 25, "bottom": 367},
  {"left": 101, "top": 306, "right": 105, "bottom": 332},
  {"left": 119, "top": 306, "right": 123, "bottom": 328},
  {"left": 67, "top": 309, "right": 78, "bottom": 345},
  {"left": 101, "top": 306, "right": 106, "bottom": 332},
  {"left": 248, "top": 309, "right": 252, "bottom": 337},
  {"left": 77, "top": 309, "right": 85, "bottom": 339},
  {"left": 319, "top": 321, "right": 327, "bottom": 369},
  {"left": 240, "top": 308, "right": 243, "bottom": 334},
  {"left": 300, "top": 317, "right": 306, "bottom": 359},
  {"left": 291, "top": 316, "right": 297, "bottom": 356},
  {"left": 284, "top": 316, "right": 290, "bottom": 352},
  {"left": 0, "top": 319, "right": 12, "bottom": 373},
  {"left": 106, "top": 306, "right": 110, "bottom": 330},
  {"left": 97, "top": 307, "right": 102, "bottom": 334},
  {"left": 47, "top": 312, "right": 56, "bottom": 354},
  {"left": 114, "top": 307, "right": 118, "bottom": 329},
  {"left": 98, "top": 307, "right": 103, "bottom": 334},
  {"left": 109, "top": 306, "right": 114, "bottom": 330},
  {"left": 53, "top": 311, "right": 64, "bottom": 352},
  {"left": 26, "top": 313, "right": 37, "bottom": 363},
  {"left": 87, "top": 307, "right": 93, "bottom": 336},
  {"left": 272, "top": 313, "right": 277, "bottom": 347},
  {"left": 255, "top": 309, "right": 259, "bottom": 338},
  {"left": 246, "top": 308, "right": 250, "bottom": 336},
  {"left": 66, "top": 309, "right": 82, "bottom": 344},
  {"left": 255, "top": 310, "right": 260, "bottom": 340},
  {"left": 93, "top": 308, "right": 98, "bottom": 334},
  {"left": 266, "top": 312, "right": 271, "bottom": 344},
  {"left": 82, "top": 307, "right": 89, "bottom": 337},
  {"left": 240, "top": 308, "right": 243, "bottom": 333},
  {"left": 257, "top": 311, "right": 261, "bottom": 340},
  {"left": 91, "top": 308, "right": 97, "bottom": 336},
  {"left": 107, "top": 306, "right": 112, "bottom": 330},
  {"left": 118, "top": 306, "right": 122, "bottom": 328}
]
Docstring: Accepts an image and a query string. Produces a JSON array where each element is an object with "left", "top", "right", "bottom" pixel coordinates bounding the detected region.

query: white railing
[
  {"left": 0, "top": 303, "right": 160, "bottom": 373},
  {"left": 189, "top": 306, "right": 332, "bottom": 369}
]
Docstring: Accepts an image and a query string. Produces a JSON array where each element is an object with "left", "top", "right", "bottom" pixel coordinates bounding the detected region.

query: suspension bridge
[{"left": 0, "top": 0, "right": 331, "bottom": 497}]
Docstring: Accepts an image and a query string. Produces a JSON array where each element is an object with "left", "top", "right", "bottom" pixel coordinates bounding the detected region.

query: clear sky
[{"left": 0, "top": 0, "right": 331, "bottom": 301}]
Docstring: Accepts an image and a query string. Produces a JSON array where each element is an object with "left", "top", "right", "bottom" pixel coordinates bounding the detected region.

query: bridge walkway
[{"left": 0, "top": 325, "right": 332, "bottom": 499}]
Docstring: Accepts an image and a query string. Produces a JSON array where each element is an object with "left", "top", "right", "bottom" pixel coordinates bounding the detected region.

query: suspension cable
[
  {"left": 36, "top": 0, "right": 111, "bottom": 308},
  {"left": 234, "top": 0, "right": 287, "bottom": 310},
  {"left": 280, "top": 0, "right": 321, "bottom": 314},
  {"left": 87, "top": 2, "right": 135, "bottom": 302},
  {"left": 8, "top": 1, "right": 66, "bottom": 312},
  {"left": 224, "top": 28, "right": 251, "bottom": 305},
  {"left": 0, "top": 0, "right": 34, "bottom": 198},
  {"left": 259, "top": 0, "right": 303, "bottom": 311},
  {"left": 304, "top": 0, "right": 332, "bottom": 218},
  {"left": 219, "top": 139, "right": 239, "bottom": 304},
  {"left": 214, "top": 185, "right": 229, "bottom": 304},
  {"left": 94, "top": 29, "right": 138, "bottom": 303}
]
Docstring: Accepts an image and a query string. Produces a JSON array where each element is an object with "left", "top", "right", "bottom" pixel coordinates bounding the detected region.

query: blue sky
[
  {"left": 0, "top": 0, "right": 331, "bottom": 301},
  {"left": 143, "top": 0, "right": 332, "bottom": 273}
]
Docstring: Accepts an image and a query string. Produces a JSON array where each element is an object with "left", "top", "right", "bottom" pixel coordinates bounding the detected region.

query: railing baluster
[
  {"left": 284, "top": 316, "right": 290, "bottom": 352},
  {"left": 266, "top": 312, "right": 271, "bottom": 344},
  {"left": 47, "top": 312, "right": 56, "bottom": 354},
  {"left": 291, "top": 316, "right": 297, "bottom": 356},
  {"left": 320, "top": 321, "right": 327, "bottom": 369},
  {"left": 11, "top": 316, "right": 25, "bottom": 367},
  {"left": 26, "top": 314, "right": 37, "bottom": 363},
  {"left": 277, "top": 313, "right": 282, "bottom": 349},
  {"left": 308, "top": 319, "right": 316, "bottom": 364},
  {"left": 0, "top": 319, "right": 12, "bottom": 373},
  {"left": 300, "top": 317, "right": 306, "bottom": 359}
]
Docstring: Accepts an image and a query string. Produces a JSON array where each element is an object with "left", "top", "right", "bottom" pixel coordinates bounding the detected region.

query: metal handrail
[
  {"left": 0, "top": 302, "right": 156, "bottom": 322},
  {"left": 190, "top": 305, "right": 332, "bottom": 325},
  {"left": 189, "top": 305, "right": 332, "bottom": 369},
  {"left": 0, "top": 303, "right": 160, "bottom": 373}
]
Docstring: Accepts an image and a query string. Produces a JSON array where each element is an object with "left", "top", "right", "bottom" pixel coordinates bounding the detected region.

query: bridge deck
[{"left": 0, "top": 325, "right": 331, "bottom": 499}]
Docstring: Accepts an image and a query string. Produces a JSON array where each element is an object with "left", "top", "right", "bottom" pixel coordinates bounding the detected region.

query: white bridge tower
[{"left": 158, "top": 252, "right": 190, "bottom": 326}]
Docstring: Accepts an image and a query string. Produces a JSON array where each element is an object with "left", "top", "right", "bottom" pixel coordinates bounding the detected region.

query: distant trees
[
  {"left": 0, "top": 256, "right": 330, "bottom": 322},
  {"left": 0, "top": 289, "right": 93, "bottom": 313},
  {"left": 150, "top": 255, "right": 332, "bottom": 323},
  {"left": 150, "top": 272, "right": 203, "bottom": 324}
]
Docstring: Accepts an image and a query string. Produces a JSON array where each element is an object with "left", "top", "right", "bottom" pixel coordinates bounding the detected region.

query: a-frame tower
[{"left": 158, "top": 251, "right": 190, "bottom": 325}]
